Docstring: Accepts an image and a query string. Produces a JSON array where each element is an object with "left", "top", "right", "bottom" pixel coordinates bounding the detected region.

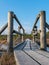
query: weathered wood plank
[
  {"left": 14, "top": 39, "right": 49, "bottom": 65},
  {"left": 14, "top": 51, "right": 39, "bottom": 65},
  {"left": 25, "top": 50, "right": 49, "bottom": 65}
]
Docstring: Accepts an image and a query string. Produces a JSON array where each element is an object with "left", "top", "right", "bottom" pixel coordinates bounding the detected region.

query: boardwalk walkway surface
[{"left": 14, "top": 39, "right": 49, "bottom": 65}]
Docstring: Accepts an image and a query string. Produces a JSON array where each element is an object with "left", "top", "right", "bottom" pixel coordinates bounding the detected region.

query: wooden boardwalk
[{"left": 14, "top": 39, "right": 49, "bottom": 65}]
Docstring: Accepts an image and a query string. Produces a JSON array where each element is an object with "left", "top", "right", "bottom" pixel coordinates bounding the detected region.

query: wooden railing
[
  {"left": 32, "top": 11, "right": 49, "bottom": 51},
  {"left": 0, "top": 11, "right": 25, "bottom": 53}
]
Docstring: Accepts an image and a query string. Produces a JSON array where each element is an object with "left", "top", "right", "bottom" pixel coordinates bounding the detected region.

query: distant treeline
[
  {"left": 0, "top": 31, "right": 49, "bottom": 40},
  {"left": 37, "top": 31, "right": 49, "bottom": 39},
  {"left": 0, "top": 34, "right": 18, "bottom": 40},
  {"left": 46, "top": 31, "right": 49, "bottom": 38}
]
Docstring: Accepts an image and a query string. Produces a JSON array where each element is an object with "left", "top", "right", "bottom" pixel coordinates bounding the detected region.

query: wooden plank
[
  {"left": 14, "top": 51, "right": 39, "bottom": 65},
  {"left": 14, "top": 39, "right": 49, "bottom": 65},
  {"left": 35, "top": 50, "right": 49, "bottom": 58},
  {"left": 25, "top": 50, "right": 49, "bottom": 65},
  {"left": 24, "top": 40, "right": 31, "bottom": 50}
]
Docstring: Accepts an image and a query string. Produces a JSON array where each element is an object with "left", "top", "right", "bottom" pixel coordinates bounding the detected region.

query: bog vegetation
[{"left": 0, "top": 31, "right": 49, "bottom": 42}]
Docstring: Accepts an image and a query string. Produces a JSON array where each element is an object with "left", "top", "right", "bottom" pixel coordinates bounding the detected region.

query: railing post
[
  {"left": 18, "top": 26, "right": 21, "bottom": 32},
  {"left": 33, "top": 35, "right": 35, "bottom": 42},
  {"left": 40, "top": 11, "right": 47, "bottom": 50},
  {"left": 33, "top": 26, "right": 37, "bottom": 42},
  {"left": 18, "top": 26, "right": 21, "bottom": 42},
  {"left": 22, "top": 29, "right": 25, "bottom": 42},
  {"left": 7, "top": 11, "right": 13, "bottom": 53}
]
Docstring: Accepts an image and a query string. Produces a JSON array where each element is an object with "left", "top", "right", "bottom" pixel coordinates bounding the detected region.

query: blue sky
[{"left": 0, "top": 0, "right": 49, "bottom": 34}]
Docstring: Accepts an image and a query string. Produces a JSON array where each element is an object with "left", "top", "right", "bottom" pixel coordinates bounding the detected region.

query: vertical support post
[
  {"left": 33, "top": 35, "right": 35, "bottom": 42},
  {"left": 22, "top": 29, "right": 25, "bottom": 42},
  {"left": 22, "top": 35, "right": 23, "bottom": 42},
  {"left": 7, "top": 11, "right": 13, "bottom": 53},
  {"left": 40, "top": 11, "right": 47, "bottom": 50},
  {"left": 18, "top": 26, "right": 21, "bottom": 33},
  {"left": 18, "top": 26, "right": 21, "bottom": 42},
  {"left": 33, "top": 26, "right": 37, "bottom": 42}
]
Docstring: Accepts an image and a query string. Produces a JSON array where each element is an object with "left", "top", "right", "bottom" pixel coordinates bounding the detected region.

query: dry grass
[
  {"left": 47, "top": 39, "right": 49, "bottom": 46},
  {"left": 0, "top": 40, "right": 7, "bottom": 44},
  {"left": 0, "top": 52, "right": 16, "bottom": 65}
]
